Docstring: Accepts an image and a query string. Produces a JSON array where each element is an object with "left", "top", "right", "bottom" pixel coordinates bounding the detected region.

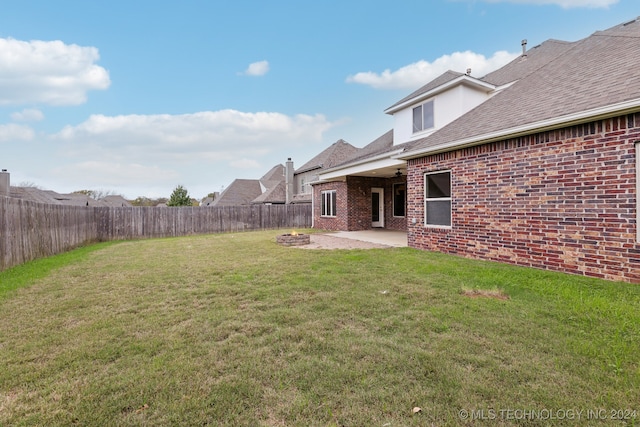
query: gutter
[
  {"left": 320, "top": 148, "right": 405, "bottom": 176},
  {"left": 397, "top": 98, "right": 640, "bottom": 160}
]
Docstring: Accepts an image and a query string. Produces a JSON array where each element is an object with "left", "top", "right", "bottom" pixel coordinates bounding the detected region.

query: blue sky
[{"left": 0, "top": 0, "right": 636, "bottom": 199}]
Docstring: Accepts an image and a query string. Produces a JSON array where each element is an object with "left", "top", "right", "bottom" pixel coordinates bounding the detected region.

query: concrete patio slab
[{"left": 327, "top": 230, "right": 408, "bottom": 247}]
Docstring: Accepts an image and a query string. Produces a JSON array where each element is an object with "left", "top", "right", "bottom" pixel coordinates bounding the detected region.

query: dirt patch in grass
[{"left": 461, "top": 288, "right": 510, "bottom": 300}]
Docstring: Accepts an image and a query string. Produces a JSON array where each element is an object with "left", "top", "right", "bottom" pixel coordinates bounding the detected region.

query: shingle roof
[
  {"left": 101, "top": 195, "right": 132, "bottom": 207},
  {"left": 9, "top": 186, "right": 132, "bottom": 206},
  {"left": 260, "top": 164, "right": 285, "bottom": 187},
  {"left": 481, "top": 39, "right": 574, "bottom": 86},
  {"left": 211, "top": 179, "right": 263, "bottom": 206},
  {"left": 295, "top": 139, "right": 360, "bottom": 174},
  {"left": 334, "top": 129, "right": 396, "bottom": 166},
  {"left": 386, "top": 71, "right": 465, "bottom": 112},
  {"left": 252, "top": 180, "right": 286, "bottom": 204},
  {"left": 406, "top": 17, "right": 640, "bottom": 155}
]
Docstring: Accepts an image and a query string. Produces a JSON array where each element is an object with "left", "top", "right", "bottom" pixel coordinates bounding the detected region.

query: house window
[
  {"left": 424, "top": 171, "right": 451, "bottom": 226},
  {"left": 321, "top": 190, "right": 337, "bottom": 217},
  {"left": 413, "top": 100, "right": 434, "bottom": 133},
  {"left": 393, "top": 183, "right": 406, "bottom": 217}
]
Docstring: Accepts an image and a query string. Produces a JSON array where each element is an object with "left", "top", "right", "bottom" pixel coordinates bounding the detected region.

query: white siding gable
[{"left": 392, "top": 79, "right": 493, "bottom": 146}]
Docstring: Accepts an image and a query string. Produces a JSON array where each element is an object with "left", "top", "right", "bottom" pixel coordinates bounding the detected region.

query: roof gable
[
  {"left": 211, "top": 179, "right": 262, "bottom": 206},
  {"left": 385, "top": 71, "right": 465, "bottom": 113},
  {"left": 404, "top": 17, "right": 640, "bottom": 156},
  {"left": 295, "top": 139, "right": 359, "bottom": 174},
  {"left": 260, "top": 164, "right": 285, "bottom": 187}
]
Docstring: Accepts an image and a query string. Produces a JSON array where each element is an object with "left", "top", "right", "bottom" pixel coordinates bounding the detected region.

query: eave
[
  {"left": 384, "top": 75, "right": 496, "bottom": 115},
  {"left": 317, "top": 149, "right": 406, "bottom": 181},
  {"left": 397, "top": 98, "right": 640, "bottom": 160}
]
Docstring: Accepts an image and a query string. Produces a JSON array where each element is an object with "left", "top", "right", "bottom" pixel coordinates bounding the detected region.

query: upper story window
[{"left": 413, "top": 100, "right": 434, "bottom": 133}]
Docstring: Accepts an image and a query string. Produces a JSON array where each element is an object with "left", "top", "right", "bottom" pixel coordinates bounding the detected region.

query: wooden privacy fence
[{"left": 0, "top": 197, "right": 312, "bottom": 271}]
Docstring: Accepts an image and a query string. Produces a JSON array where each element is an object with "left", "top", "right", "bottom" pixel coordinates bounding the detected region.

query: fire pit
[{"left": 276, "top": 231, "right": 310, "bottom": 246}]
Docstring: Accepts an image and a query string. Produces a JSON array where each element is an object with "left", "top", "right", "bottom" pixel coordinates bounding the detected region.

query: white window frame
[
  {"left": 413, "top": 100, "right": 434, "bottom": 134},
  {"left": 321, "top": 190, "right": 337, "bottom": 217},
  {"left": 424, "top": 170, "right": 452, "bottom": 227}
]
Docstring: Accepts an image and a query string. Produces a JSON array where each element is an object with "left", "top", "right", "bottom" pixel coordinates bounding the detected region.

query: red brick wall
[
  {"left": 407, "top": 114, "right": 640, "bottom": 283},
  {"left": 312, "top": 181, "right": 348, "bottom": 231},
  {"left": 313, "top": 177, "right": 408, "bottom": 231}
]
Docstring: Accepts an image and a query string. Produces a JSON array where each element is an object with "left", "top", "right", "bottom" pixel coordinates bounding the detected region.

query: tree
[{"left": 167, "top": 185, "right": 192, "bottom": 207}]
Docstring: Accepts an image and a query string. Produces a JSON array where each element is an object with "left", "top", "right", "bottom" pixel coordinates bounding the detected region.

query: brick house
[{"left": 314, "top": 18, "right": 640, "bottom": 283}]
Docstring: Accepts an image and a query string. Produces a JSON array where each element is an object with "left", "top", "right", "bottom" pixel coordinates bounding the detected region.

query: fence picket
[{"left": 0, "top": 198, "right": 312, "bottom": 271}]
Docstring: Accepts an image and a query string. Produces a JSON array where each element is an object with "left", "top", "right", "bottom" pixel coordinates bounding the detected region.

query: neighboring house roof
[
  {"left": 260, "top": 164, "right": 285, "bottom": 187},
  {"left": 211, "top": 179, "right": 263, "bottom": 207},
  {"left": 290, "top": 193, "right": 312, "bottom": 203},
  {"left": 252, "top": 180, "right": 286, "bottom": 204},
  {"left": 295, "top": 139, "right": 360, "bottom": 174},
  {"left": 402, "top": 17, "right": 640, "bottom": 158},
  {"left": 212, "top": 164, "right": 286, "bottom": 206},
  {"left": 9, "top": 186, "right": 132, "bottom": 207},
  {"left": 339, "top": 129, "right": 395, "bottom": 166},
  {"left": 101, "top": 195, "right": 133, "bottom": 207}
]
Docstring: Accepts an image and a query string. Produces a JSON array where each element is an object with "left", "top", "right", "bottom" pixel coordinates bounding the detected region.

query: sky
[{"left": 0, "top": 0, "right": 637, "bottom": 200}]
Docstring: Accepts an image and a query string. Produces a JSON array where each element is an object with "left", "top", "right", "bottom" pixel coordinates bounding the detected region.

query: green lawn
[{"left": 0, "top": 230, "right": 638, "bottom": 426}]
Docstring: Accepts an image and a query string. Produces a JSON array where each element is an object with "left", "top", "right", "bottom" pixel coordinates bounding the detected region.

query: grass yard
[{"left": 0, "top": 230, "right": 639, "bottom": 426}]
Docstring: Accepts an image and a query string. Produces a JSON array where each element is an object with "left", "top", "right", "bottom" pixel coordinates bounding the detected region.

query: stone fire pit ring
[{"left": 276, "top": 233, "right": 311, "bottom": 246}]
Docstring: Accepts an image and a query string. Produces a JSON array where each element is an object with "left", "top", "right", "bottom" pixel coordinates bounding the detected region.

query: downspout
[{"left": 311, "top": 184, "right": 315, "bottom": 228}]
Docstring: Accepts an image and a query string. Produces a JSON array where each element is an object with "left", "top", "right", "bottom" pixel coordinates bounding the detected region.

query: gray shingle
[
  {"left": 295, "top": 139, "right": 359, "bottom": 174},
  {"left": 211, "top": 179, "right": 263, "bottom": 206},
  {"left": 385, "top": 71, "right": 465, "bottom": 112},
  {"left": 406, "top": 17, "right": 640, "bottom": 155}
]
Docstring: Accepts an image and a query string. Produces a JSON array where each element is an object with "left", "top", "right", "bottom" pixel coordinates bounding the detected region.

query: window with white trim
[
  {"left": 321, "top": 190, "right": 337, "bottom": 217},
  {"left": 424, "top": 171, "right": 451, "bottom": 226},
  {"left": 413, "top": 100, "right": 434, "bottom": 133}
]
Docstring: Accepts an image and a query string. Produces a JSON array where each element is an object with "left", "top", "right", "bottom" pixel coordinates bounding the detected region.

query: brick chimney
[
  {"left": 0, "top": 169, "right": 9, "bottom": 197},
  {"left": 285, "top": 158, "right": 294, "bottom": 204}
]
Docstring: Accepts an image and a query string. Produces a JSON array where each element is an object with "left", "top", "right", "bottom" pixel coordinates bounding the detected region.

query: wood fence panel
[
  {"left": 1, "top": 199, "right": 311, "bottom": 271},
  {"left": 1, "top": 197, "right": 99, "bottom": 271}
]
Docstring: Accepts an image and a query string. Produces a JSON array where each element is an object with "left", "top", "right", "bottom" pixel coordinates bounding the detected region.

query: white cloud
[
  {"left": 53, "top": 110, "right": 336, "bottom": 167},
  {"left": 0, "top": 38, "right": 110, "bottom": 106},
  {"left": 56, "top": 110, "right": 334, "bottom": 153},
  {"left": 241, "top": 60, "right": 270, "bottom": 76},
  {"left": 48, "top": 109, "right": 337, "bottom": 196},
  {"left": 10, "top": 108, "right": 44, "bottom": 122},
  {"left": 52, "top": 161, "right": 179, "bottom": 187},
  {"left": 346, "top": 50, "right": 520, "bottom": 90},
  {"left": 0, "top": 123, "right": 35, "bottom": 142},
  {"left": 481, "top": 0, "right": 617, "bottom": 8}
]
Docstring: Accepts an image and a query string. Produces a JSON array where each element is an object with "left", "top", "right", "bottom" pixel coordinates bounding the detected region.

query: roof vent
[
  {"left": 521, "top": 39, "right": 528, "bottom": 56},
  {"left": 466, "top": 68, "right": 471, "bottom": 76}
]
